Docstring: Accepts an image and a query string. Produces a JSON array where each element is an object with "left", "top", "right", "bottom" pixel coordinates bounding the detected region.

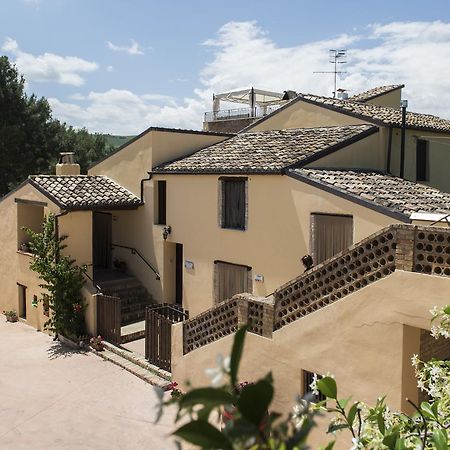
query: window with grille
[
  {"left": 220, "top": 178, "right": 247, "bottom": 230},
  {"left": 302, "top": 370, "right": 326, "bottom": 403}
]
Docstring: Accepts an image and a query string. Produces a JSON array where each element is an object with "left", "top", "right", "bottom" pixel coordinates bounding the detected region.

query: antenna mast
[{"left": 314, "top": 49, "right": 347, "bottom": 98}]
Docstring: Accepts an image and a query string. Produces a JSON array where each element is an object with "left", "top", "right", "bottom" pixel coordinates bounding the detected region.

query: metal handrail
[
  {"left": 204, "top": 104, "right": 281, "bottom": 122},
  {"left": 112, "top": 243, "right": 160, "bottom": 280},
  {"left": 83, "top": 271, "right": 102, "bottom": 293}
]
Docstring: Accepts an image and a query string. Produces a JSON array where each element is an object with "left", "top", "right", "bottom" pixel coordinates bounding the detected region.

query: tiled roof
[
  {"left": 153, "top": 124, "right": 376, "bottom": 174},
  {"left": 298, "top": 93, "right": 450, "bottom": 133},
  {"left": 29, "top": 175, "right": 141, "bottom": 210},
  {"left": 349, "top": 85, "right": 404, "bottom": 102},
  {"left": 290, "top": 168, "right": 450, "bottom": 219}
]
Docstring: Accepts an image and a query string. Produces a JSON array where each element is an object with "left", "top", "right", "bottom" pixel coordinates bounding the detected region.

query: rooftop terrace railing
[
  {"left": 204, "top": 105, "right": 281, "bottom": 122},
  {"left": 181, "top": 224, "right": 450, "bottom": 355}
]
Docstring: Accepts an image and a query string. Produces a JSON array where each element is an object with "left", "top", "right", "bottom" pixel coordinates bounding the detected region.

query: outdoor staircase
[{"left": 98, "top": 276, "right": 154, "bottom": 326}]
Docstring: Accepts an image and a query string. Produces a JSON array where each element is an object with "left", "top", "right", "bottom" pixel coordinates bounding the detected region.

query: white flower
[
  {"left": 205, "top": 353, "right": 231, "bottom": 386},
  {"left": 411, "top": 354, "right": 420, "bottom": 368}
]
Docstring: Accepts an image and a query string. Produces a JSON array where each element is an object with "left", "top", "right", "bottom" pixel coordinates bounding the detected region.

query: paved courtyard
[{"left": 0, "top": 318, "right": 176, "bottom": 449}]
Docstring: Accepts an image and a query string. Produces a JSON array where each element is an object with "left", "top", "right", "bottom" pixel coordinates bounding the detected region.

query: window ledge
[
  {"left": 17, "top": 250, "right": 34, "bottom": 257},
  {"left": 220, "top": 227, "right": 246, "bottom": 232}
]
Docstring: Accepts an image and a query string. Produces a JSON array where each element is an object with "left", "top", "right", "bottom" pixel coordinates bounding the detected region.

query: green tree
[{"left": 0, "top": 56, "right": 110, "bottom": 196}]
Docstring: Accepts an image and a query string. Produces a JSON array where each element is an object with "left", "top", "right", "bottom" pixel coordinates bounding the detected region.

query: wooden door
[{"left": 93, "top": 212, "right": 112, "bottom": 268}]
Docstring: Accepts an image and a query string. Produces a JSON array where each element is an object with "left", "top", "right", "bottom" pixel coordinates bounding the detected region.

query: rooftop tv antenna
[{"left": 314, "top": 49, "right": 347, "bottom": 98}]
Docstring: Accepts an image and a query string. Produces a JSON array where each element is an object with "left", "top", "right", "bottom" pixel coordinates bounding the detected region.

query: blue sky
[{"left": 2, "top": 0, "right": 450, "bottom": 133}]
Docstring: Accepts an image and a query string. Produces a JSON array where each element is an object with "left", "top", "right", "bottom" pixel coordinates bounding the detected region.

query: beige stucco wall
[
  {"left": 246, "top": 99, "right": 369, "bottom": 132},
  {"left": 306, "top": 128, "right": 388, "bottom": 171},
  {"left": 153, "top": 174, "right": 398, "bottom": 316},
  {"left": 172, "top": 270, "right": 450, "bottom": 449},
  {"left": 365, "top": 89, "right": 402, "bottom": 108},
  {"left": 0, "top": 183, "right": 98, "bottom": 334},
  {"left": 88, "top": 129, "right": 229, "bottom": 195},
  {"left": 389, "top": 128, "right": 450, "bottom": 193},
  {"left": 0, "top": 183, "right": 59, "bottom": 330}
]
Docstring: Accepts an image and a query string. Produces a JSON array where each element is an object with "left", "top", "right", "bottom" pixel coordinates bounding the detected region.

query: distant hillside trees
[{"left": 0, "top": 56, "right": 109, "bottom": 196}]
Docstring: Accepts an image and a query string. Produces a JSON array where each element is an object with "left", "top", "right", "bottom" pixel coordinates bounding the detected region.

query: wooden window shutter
[
  {"left": 157, "top": 181, "right": 166, "bottom": 225},
  {"left": 311, "top": 214, "right": 353, "bottom": 264},
  {"left": 222, "top": 179, "right": 246, "bottom": 230}
]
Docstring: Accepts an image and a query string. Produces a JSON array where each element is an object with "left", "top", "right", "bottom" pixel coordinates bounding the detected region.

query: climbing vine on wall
[{"left": 25, "top": 213, "right": 87, "bottom": 338}]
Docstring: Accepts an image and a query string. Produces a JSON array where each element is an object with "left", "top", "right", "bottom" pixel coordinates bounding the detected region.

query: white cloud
[
  {"left": 49, "top": 89, "right": 203, "bottom": 134},
  {"left": 106, "top": 65, "right": 114, "bottom": 72},
  {"left": 2, "top": 37, "right": 98, "bottom": 86},
  {"left": 107, "top": 39, "right": 145, "bottom": 56},
  {"left": 48, "top": 20, "right": 450, "bottom": 133}
]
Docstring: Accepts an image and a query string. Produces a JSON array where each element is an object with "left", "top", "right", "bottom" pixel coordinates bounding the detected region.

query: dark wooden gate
[
  {"left": 97, "top": 294, "right": 121, "bottom": 344},
  {"left": 145, "top": 304, "right": 188, "bottom": 371}
]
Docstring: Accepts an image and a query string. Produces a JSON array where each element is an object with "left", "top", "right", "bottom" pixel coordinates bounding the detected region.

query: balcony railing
[{"left": 204, "top": 105, "right": 281, "bottom": 122}]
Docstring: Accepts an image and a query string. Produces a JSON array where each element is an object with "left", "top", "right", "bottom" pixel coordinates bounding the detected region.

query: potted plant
[
  {"left": 90, "top": 335, "right": 104, "bottom": 351},
  {"left": 3, "top": 310, "right": 18, "bottom": 322}
]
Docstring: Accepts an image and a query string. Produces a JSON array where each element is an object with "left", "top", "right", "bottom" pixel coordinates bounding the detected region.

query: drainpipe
[
  {"left": 140, "top": 173, "right": 153, "bottom": 204},
  {"left": 399, "top": 99, "right": 408, "bottom": 178},
  {"left": 386, "top": 127, "right": 393, "bottom": 174}
]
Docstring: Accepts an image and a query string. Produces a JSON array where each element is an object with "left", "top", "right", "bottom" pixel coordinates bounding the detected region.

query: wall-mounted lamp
[
  {"left": 301, "top": 254, "right": 314, "bottom": 271},
  {"left": 163, "top": 225, "right": 172, "bottom": 240}
]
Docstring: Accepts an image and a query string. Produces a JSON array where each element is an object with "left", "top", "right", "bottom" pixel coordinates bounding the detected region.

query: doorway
[
  {"left": 18, "top": 284, "right": 27, "bottom": 319},
  {"left": 93, "top": 212, "right": 112, "bottom": 269}
]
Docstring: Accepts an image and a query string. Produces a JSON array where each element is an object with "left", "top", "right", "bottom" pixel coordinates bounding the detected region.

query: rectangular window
[
  {"left": 214, "top": 260, "right": 251, "bottom": 303},
  {"left": 416, "top": 139, "right": 428, "bottom": 182},
  {"left": 311, "top": 213, "right": 353, "bottom": 265},
  {"left": 221, "top": 178, "right": 246, "bottom": 230},
  {"left": 157, "top": 181, "right": 167, "bottom": 225},
  {"left": 302, "top": 370, "right": 326, "bottom": 403}
]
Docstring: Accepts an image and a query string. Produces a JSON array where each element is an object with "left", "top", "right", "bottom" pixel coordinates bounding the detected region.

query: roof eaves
[
  {"left": 282, "top": 125, "right": 379, "bottom": 172},
  {"left": 286, "top": 169, "right": 411, "bottom": 223},
  {"left": 151, "top": 168, "right": 282, "bottom": 176},
  {"left": 28, "top": 177, "right": 66, "bottom": 210}
]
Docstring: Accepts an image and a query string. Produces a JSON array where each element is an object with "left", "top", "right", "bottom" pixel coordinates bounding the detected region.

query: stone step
[
  {"left": 122, "top": 310, "right": 147, "bottom": 325},
  {"left": 121, "top": 300, "right": 153, "bottom": 314},
  {"left": 102, "top": 341, "right": 171, "bottom": 381},
  {"left": 93, "top": 346, "right": 171, "bottom": 388}
]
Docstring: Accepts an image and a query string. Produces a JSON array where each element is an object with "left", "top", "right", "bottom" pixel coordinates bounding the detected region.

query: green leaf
[
  {"left": 230, "top": 325, "right": 247, "bottom": 386},
  {"left": 394, "top": 438, "right": 406, "bottom": 450},
  {"left": 237, "top": 379, "right": 273, "bottom": 426},
  {"left": 317, "top": 377, "right": 337, "bottom": 399},
  {"left": 347, "top": 402, "right": 359, "bottom": 428},
  {"left": 180, "top": 387, "right": 233, "bottom": 409},
  {"left": 420, "top": 401, "right": 436, "bottom": 419},
  {"left": 382, "top": 428, "right": 400, "bottom": 450},
  {"left": 327, "top": 423, "right": 348, "bottom": 433},
  {"left": 443, "top": 305, "right": 450, "bottom": 315},
  {"left": 337, "top": 397, "right": 350, "bottom": 409},
  {"left": 432, "top": 429, "right": 448, "bottom": 450},
  {"left": 173, "top": 420, "right": 232, "bottom": 450},
  {"left": 376, "top": 411, "right": 386, "bottom": 435},
  {"left": 320, "top": 442, "right": 335, "bottom": 450}
]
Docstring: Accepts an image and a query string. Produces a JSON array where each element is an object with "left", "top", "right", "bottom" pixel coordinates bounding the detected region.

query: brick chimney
[{"left": 55, "top": 152, "right": 80, "bottom": 175}]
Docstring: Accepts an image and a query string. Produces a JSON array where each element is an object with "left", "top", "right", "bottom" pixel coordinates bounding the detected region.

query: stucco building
[{"left": 1, "top": 85, "right": 450, "bottom": 445}]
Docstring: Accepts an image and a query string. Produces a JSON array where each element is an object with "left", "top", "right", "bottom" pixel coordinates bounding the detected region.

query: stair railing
[
  {"left": 83, "top": 271, "right": 102, "bottom": 293},
  {"left": 112, "top": 243, "right": 161, "bottom": 280}
]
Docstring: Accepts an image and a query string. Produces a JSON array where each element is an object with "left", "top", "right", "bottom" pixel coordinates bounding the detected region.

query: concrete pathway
[{"left": 0, "top": 318, "right": 177, "bottom": 450}]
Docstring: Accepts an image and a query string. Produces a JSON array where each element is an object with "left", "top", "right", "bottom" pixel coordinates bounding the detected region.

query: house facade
[{"left": 1, "top": 85, "right": 450, "bottom": 445}]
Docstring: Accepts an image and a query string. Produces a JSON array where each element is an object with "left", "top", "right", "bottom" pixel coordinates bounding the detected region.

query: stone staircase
[{"left": 97, "top": 275, "right": 154, "bottom": 327}]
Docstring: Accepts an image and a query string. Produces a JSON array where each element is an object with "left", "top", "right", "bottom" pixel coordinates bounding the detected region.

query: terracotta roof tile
[
  {"left": 153, "top": 124, "right": 375, "bottom": 174},
  {"left": 29, "top": 175, "right": 141, "bottom": 210},
  {"left": 298, "top": 93, "right": 450, "bottom": 133},
  {"left": 291, "top": 168, "right": 450, "bottom": 217}
]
